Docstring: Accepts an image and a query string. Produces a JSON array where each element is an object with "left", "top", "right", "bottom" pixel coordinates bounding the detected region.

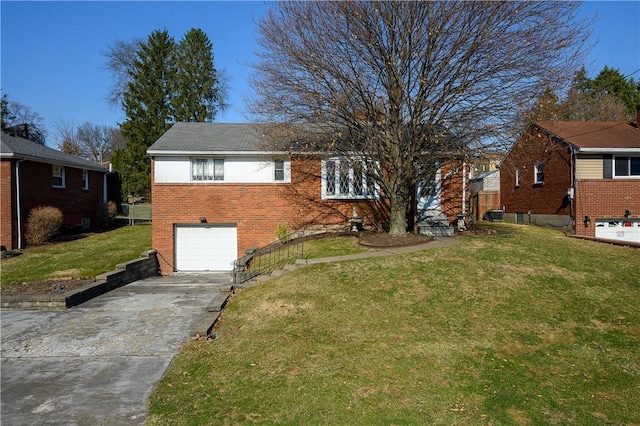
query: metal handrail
[{"left": 232, "top": 231, "right": 305, "bottom": 284}]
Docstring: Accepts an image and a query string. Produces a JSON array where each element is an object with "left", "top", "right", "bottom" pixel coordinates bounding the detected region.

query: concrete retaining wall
[{"left": 1, "top": 250, "right": 160, "bottom": 310}]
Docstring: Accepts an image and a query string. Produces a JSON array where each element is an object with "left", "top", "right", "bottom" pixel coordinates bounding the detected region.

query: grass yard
[
  {"left": 301, "top": 235, "right": 374, "bottom": 258},
  {"left": 147, "top": 224, "right": 640, "bottom": 425},
  {"left": 0, "top": 224, "right": 152, "bottom": 285}
]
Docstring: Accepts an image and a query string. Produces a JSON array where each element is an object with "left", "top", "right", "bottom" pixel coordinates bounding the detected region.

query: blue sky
[{"left": 1, "top": 1, "right": 639, "bottom": 146}]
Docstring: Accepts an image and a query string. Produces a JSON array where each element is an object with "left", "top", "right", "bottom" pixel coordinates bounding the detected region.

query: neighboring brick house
[
  {"left": 500, "top": 120, "right": 640, "bottom": 242},
  {"left": 148, "top": 122, "right": 469, "bottom": 273},
  {"left": 1, "top": 132, "right": 109, "bottom": 250}
]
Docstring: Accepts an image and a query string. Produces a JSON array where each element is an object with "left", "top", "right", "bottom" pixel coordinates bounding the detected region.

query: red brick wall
[
  {"left": 500, "top": 127, "right": 572, "bottom": 216},
  {"left": 0, "top": 159, "right": 105, "bottom": 249},
  {"left": 152, "top": 156, "right": 468, "bottom": 274},
  {"left": 439, "top": 161, "right": 469, "bottom": 220},
  {"left": 0, "top": 160, "right": 14, "bottom": 249},
  {"left": 575, "top": 179, "right": 640, "bottom": 237},
  {"left": 151, "top": 157, "right": 379, "bottom": 273}
]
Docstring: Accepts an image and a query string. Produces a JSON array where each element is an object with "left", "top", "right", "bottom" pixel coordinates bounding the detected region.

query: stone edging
[{"left": 1, "top": 250, "right": 160, "bottom": 310}]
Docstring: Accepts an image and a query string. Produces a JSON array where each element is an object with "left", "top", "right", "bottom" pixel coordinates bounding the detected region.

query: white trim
[
  {"left": 52, "top": 165, "right": 65, "bottom": 188},
  {"left": 579, "top": 148, "right": 640, "bottom": 153},
  {"left": 82, "top": 169, "right": 89, "bottom": 190},
  {"left": 148, "top": 150, "right": 290, "bottom": 156},
  {"left": 613, "top": 154, "right": 640, "bottom": 178},
  {"left": 321, "top": 157, "right": 378, "bottom": 200},
  {"left": 534, "top": 161, "right": 545, "bottom": 184}
]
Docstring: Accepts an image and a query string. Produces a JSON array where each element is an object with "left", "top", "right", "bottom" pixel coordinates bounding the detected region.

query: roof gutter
[
  {"left": 1, "top": 152, "right": 108, "bottom": 172},
  {"left": 578, "top": 148, "right": 640, "bottom": 153},
  {"left": 147, "top": 150, "right": 291, "bottom": 157}
]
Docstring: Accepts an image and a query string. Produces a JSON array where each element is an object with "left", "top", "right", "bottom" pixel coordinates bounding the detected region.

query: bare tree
[
  {"left": 103, "top": 38, "right": 143, "bottom": 107},
  {"left": 55, "top": 119, "right": 81, "bottom": 154},
  {"left": 251, "top": 1, "right": 591, "bottom": 234},
  {"left": 54, "top": 121, "right": 123, "bottom": 162},
  {"left": 1, "top": 95, "right": 47, "bottom": 144}
]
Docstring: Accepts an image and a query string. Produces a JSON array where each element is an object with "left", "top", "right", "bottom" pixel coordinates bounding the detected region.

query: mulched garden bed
[{"left": 358, "top": 232, "right": 433, "bottom": 248}]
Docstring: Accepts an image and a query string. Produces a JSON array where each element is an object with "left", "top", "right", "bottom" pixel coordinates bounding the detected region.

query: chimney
[{"left": 637, "top": 105, "right": 640, "bottom": 129}]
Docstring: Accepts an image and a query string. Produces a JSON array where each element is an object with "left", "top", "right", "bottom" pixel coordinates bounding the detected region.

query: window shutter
[{"left": 603, "top": 155, "right": 612, "bottom": 179}]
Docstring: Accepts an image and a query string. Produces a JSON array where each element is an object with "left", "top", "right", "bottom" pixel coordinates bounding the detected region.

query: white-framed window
[
  {"left": 82, "top": 169, "right": 89, "bottom": 190},
  {"left": 191, "top": 159, "right": 224, "bottom": 181},
  {"left": 322, "top": 158, "right": 377, "bottom": 199},
  {"left": 534, "top": 161, "right": 544, "bottom": 185},
  {"left": 52, "top": 165, "right": 65, "bottom": 188},
  {"left": 515, "top": 165, "right": 520, "bottom": 187},
  {"left": 613, "top": 156, "right": 640, "bottom": 178},
  {"left": 274, "top": 160, "right": 285, "bottom": 181}
]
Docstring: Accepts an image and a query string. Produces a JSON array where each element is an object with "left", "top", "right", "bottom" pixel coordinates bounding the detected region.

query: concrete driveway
[{"left": 1, "top": 273, "right": 231, "bottom": 425}]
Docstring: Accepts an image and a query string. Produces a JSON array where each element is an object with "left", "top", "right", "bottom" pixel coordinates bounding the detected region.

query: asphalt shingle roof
[
  {"left": 147, "top": 122, "right": 271, "bottom": 154},
  {"left": 1, "top": 132, "right": 109, "bottom": 172},
  {"left": 535, "top": 121, "right": 640, "bottom": 150}
]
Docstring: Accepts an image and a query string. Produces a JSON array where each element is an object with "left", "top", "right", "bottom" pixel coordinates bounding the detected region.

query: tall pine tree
[
  {"left": 173, "top": 28, "right": 220, "bottom": 122},
  {"left": 112, "top": 28, "right": 224, "bottom": 198}
]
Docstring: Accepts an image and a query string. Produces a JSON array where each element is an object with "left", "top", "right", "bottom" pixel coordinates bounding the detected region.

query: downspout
[
  {"left": 570, "top": 146, "right": 577, "bottom": 234},
  {"left": 462, "top": 160, "right": 467, "bottom": 215},
  {"left": 15, "top": 159, "right": 25, "bottom": 249}
]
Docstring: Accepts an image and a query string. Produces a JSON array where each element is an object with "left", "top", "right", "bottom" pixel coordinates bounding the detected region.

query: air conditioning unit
[{"left": 483, "top": 209, "right": 504, "bottom": 222}]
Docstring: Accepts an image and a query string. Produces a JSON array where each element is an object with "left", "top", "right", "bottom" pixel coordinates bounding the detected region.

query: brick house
[
  {"left": 148, "top": 122, "right": 469, "bottom": 273},
  {"left": 500, "top": 120, "right": 640, "bottom": 242},
  {"left": 1, "top": 132, "right": 109, "bottom": 250}
]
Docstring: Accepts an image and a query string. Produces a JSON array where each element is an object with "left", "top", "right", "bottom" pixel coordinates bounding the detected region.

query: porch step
[
  {"left": 417, "top": 209, "right": 455, "bottom": 237},
  {"left": 418, "top": 223, "right": 455, "bottom": 237}
]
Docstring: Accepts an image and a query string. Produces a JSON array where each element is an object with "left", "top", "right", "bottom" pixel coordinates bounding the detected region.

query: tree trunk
[{"left": 388, "top": 186, "right": 409, "bottom": 236}]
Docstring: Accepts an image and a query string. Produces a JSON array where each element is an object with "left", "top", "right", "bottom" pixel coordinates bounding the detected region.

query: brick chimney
[{"left": 637, "top": 104, "right": 640, "bottom": 129}]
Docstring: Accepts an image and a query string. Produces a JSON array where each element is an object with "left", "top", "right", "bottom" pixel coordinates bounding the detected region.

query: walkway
[{"left": 1, "top": 274, "right": 230, "bottom": 426}]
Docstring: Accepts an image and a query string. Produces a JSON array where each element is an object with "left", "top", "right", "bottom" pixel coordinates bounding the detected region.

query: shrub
[
  {"left": 25, "top": 206, "right": 63, "bottom": 246},
  {"left": 274, "top": 223, "right": 292, "bottom": 244},
  {"left": 105, "top": 201, "right": 118, "bottom": 223}
]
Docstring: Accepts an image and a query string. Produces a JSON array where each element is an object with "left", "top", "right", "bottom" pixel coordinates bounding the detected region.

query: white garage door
[{"left": 175, "top": 224, "right": 238, "bottom": 271}]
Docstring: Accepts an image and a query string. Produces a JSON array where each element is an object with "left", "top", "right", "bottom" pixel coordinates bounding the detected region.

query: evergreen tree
[
  {"left": 118, "top": 30, "right": 176, "bottom": 199},
  {"left": 1, "top": 94, "right": 15, "bottom": 129},
  {"left": 111, "top": 143, "right": 149, "bottom": 199},
  {"left": 108, "top": 28, "right": 225, "bottom": 199},
  {"left": 173, "top": 28, "right": 220, "bottom": 122},
  {"left": 558, "top": 66, "right": 637, "bottom": 121},
  {"left": 591, "top": 66, "right": 640, "bottom": 118},
  {"left": 121, "top": 29, "right": 176, "bottom": 148}
]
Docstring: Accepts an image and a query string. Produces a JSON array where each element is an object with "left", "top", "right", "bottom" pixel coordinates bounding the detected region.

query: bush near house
[{"left": 25, "top": 206, "right": 63, "bottom": 246}]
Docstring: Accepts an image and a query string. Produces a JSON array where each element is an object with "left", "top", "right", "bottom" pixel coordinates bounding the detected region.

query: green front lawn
[
  {"left": 0, "top": 224, "right": 152, "bottom": 285},
  {"left": 147, "top": 224, "right": 640, "bottom": 425}
]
